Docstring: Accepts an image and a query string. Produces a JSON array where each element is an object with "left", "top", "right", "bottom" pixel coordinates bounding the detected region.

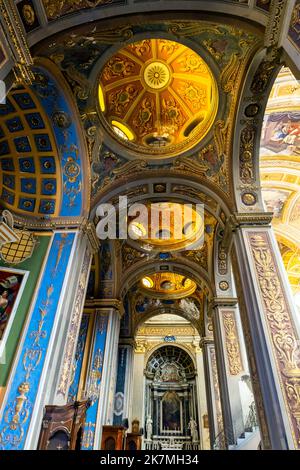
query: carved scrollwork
[
  {"left": 249, "top": 231, "right": 300, "bottom": 447},
  {"left": 222, "top": 311, "right": 243, "bottom": 375}
]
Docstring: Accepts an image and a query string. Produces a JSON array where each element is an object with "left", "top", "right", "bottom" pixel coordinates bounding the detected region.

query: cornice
[
  {"left": 85, "top": 299, "right": 124, "bottom": 318},
  {"left": 0, "top": 0, "right": 34, "bottom": 84}
]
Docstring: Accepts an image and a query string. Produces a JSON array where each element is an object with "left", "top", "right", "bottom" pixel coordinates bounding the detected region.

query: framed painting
[
  {"left": 160, "top": 391, "right": 183, "bottom": 433},
  {"left": 0, "top": 267, "right": 29, "bottom": 356}
]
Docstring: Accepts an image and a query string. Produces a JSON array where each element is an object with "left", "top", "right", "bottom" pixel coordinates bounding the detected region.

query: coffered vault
[{"left": 0, "top": 0, "right": 300, "bottom": 452}]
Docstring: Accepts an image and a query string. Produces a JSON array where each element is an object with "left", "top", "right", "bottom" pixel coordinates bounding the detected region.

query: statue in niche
[
  {"left": 188, "top": 418, "right": 199, "bottom": 443},
  {"left": 146, "top": 415, "right": 153, "bottom": 440}
]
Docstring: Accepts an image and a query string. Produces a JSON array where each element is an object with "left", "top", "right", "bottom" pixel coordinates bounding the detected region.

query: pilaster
[
  {"left": 82, "top": 304, "right": 122, "bottom": 450},
  {"left": 0, "top": 231, "right": 78, "bottom": 449},
  {"left": 232, "top": 213, "right": 300, "bottom": 449}
]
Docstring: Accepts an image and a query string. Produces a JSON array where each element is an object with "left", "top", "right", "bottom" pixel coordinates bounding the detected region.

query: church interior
[{"left": 0, "top": 0, "right": 300, "bottom": 451}]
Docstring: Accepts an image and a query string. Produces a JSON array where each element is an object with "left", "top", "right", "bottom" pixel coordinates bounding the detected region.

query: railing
[
  {"left": 213, "top": 401, "right": 259, "bottom": 450},
  {"left": 144, "top": 436, "right": 200, "bottom": 450}
]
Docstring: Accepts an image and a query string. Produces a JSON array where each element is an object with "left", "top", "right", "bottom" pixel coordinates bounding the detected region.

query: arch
[
  {"left": 25, "top": 6, "right": 267, "bottom": 53},
  {"left": 0, "top": 58, "right": 90, "bottom": 220},
  {"left": 119, "top": 258, "right": 213, "bottom": 300},
  {"left": 232, "top": 48, "right": 282, "bottom": 212},
  {"left": 145, "top": 344, "right": 196, "bottom": 378},
  {"left": 134, "top": 305, "right": 203, "bottom": 335}
]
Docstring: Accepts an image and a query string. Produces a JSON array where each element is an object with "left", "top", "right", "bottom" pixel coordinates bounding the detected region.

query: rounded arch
[
  {"left": 0, "top": 58, "right": 90, "bottom": 220},
  {"left": 145, "top": 344, "right": 196, "bottom": 378},
  {"left": 134, "top": 305, "right": 203, "bottom": 335},
  {"left": 119, "top": 258, "right": 213, "bottom": 300},
  {"left": 91, "top": 175, "right": 231, "bottom": 223},
  {"left": 232, "top": 47, "right": 283, "bottom": 212},
  {"left": 28, "top": 7, "right": 266, "bottom": 54}
]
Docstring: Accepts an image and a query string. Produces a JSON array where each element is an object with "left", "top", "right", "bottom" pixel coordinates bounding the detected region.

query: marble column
[
  {"left": 200, "top": 338, "right": 224, "bottom": 449},
  {"left": 232, "top": 214, "right": 300, "bottom": 449},
  {"left": 0, "top": 230, "right": 85, "bottom": 450},
  {"left": 113, "top": 342, "right": 134, "bottom": 427},
  {"left": 131, "top": 343, "right": 146, "bottom": 433},
  {"left": 82, "top": 302, "right": 122, "bottom": 450},
  {"left": 211, "top": 298, "right": 245, "bottom": 445}
]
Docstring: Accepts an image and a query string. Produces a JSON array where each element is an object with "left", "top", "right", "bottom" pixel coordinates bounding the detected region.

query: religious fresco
[
  {"left": 162, "top": 391, "right": 181, "bottom": 431},
  {"left": 255, "top": 0, "right": 271, "bottom": 12},
  {"left": 42, "top": 0, "right": 122, "bottom": 21},
  {"left": 261, "top": 189, "right": 291, "bottom": 219},
  {"left": 98, "top": 38, "right": 218, "bottom": 158},
  {"left": 278, "top": 241, "right": 300, "bottom": 295},
  {"left": 17, "top": 1, "right": 40, "bottom": 33},
  {"left": 32, "top": 19, "right": 260, "bottom": 201},
  {"left": 289, "top": 0, "right": 300, "bottom": 52},
  {"left": 260, "top": 68, "right": 300, "bottom": 308},
  {"left": 290, "top": 197, "right": 300, "bottom": 224},
  {"left": 261, "top": 112, "right": 300, "bottom": 156},
  {"left": 0, "top": 269, "right": 25, "bottom": 341}
]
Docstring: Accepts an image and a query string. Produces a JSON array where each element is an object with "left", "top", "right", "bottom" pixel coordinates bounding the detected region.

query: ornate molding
[
  {"left": 210, "top": 347, "right": 224, "bottom": 438},
  {"left": 57, "top": 248, "right": 91, "bottom": 397},
  {"left": 199, "top": 337, "right": 214, "bottom": 348},
  {"left": 81, "top": 221, "right": 99, "bottom": 255},
  {"left": 211, "top": 298, "right": 238, "bottom": 309},
  {"left": 84, "top": 299, "right": 124, "bottom": 318},
  {"left": 248, "top": 231, "right": 300, "bottom": 448},
  {"left": 0, "top": 0, "right": 34, "bottom": 84},
  {"left": 231, "top": 212, "right": 274, "bottom": 227},
  {"left": 12, "top": 214, "right": 87, "bottom": 230},
  {"left": 137, "top": 326, "right": 196, "bottom": 336},
  {"left": 265, "top": 0, "right": 289, "bottom": 48}
]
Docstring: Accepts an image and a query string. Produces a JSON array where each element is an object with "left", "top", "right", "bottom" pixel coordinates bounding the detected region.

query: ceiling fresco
[
  {"left": 140, "top": 273, "right": 197, "bottom": 299},
  {"left": 127, "top": 201, "right": 204, "bottom": 252},
  {"left": 41, "top": 0, "right": 123, "bottom": 21},
  {"left": 260, "top": 67, "right": 300, "bottom": 301},
  {"left": 98, "top": 38, "right": 218, "bottom": 157},
  {"left": 32, "top": 19, "right": 261, "bottom": 203},
  {"left": 289, "top": 0, "right": 300, "bottom": 53}
]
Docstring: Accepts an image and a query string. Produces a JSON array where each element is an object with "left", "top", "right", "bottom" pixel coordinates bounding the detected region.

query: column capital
[
  {"left": 210, "top": 298, "right": 238, "bottom": 311},
  {"left": 231, "top": 212, "right": 273, "bottom": 228},
  {"left": 199, "top": 337, "right": 214, "bottom": 349},
  {"left": 85, "top": 299, "right": 124, "bottom": 318},
  {"left": 220, "top": 213, "right": 273, "bottom": 250},
  {"left": 80, "top": 220, "right": 100, "bottom": 255},
  {"left": 134, "top": 339, "right": 148, "bottom": 354}
]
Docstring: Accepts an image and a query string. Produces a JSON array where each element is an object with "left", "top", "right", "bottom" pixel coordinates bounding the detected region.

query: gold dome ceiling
[
  {"left": 140, "top": 273, "right": 196, "bottom": 299},
  {"left": 98, "top": 38, "right": 218, "bottom": 157},
  {"left": 128, "top": 202, "right": 204, "bottom": 252}
]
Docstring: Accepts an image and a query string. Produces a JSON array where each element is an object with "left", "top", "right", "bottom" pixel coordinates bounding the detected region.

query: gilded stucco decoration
[
  {"left": 42, "top": 0, "right": 116, "bottom": 20},
  {"left": 248, "top": 231, "right": 300, "bottom": 448},
  {"left": 222, "top": 311, "right": 243, "bottom": 375},
  {"left": 260, "top": 67, "right": 300, "bottom": 303},
  {"left": 98, "top": 38, "right": 218, "bottom": 158},
  {"left": 33, "top": 19, "right": 261, "bottom": 202}
]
